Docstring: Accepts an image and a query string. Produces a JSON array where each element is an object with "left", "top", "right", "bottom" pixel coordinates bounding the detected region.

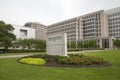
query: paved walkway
[
  {"left": 0, "top": 54, "right": 33, "bottom": 59},
  {"left": 0, "top": 50, "right": 104, "bottom": 59},
  {"left": 68, "top": 50, "right": 104, "bottom": 54}
]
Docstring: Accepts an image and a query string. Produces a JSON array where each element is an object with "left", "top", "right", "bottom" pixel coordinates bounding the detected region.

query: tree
[
  {"left": 114, "top": 39, "right": 120, "bottom": 48},
  {"left": 13, "top": 39, "right": 46, "bottom": 50},
  {"left": 67, "top": 42, "right": 70, "bottom": 48},
  {"left": 83, "top": 41, "right": 89, "bottom": 48},
  {"left": 70, "top": 41, "right": 76, "bottom": 48},
  {"left": 0, "top": 21, "right": 16, "bottom": 49},
  {"left": 88, "top": 40, "right": 97, "bottom": 48},
  {"left": 77, "top": 41, "right": 84, "bottom": 48}
]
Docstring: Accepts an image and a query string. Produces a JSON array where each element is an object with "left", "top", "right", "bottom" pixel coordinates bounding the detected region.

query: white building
[
  {"left": 106, "top": 7, "right": 120, "bottom": 39},
  {"left": 24, "top": 22, "right": 47, "bottom": 40},
  {"left": 47, "top": 7, "right": 120, "bottom": 49},
  {"left": 13, "top": 25, "right": 35, "bottom": 39}
]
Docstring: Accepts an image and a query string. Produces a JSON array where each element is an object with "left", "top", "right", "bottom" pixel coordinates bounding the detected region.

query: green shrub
[
  {"left": 58, "top": 54, "right": 104, "bottom": 65},
  {"left": 19, "top": 58, "right": 46, "bottom": 66},
  {"left": 69, "top": 57, "right": 84, "bottom": 65},
  {"left": 90, "top": 57, "right": 104, "bottom": 64},
  {"left": 58, "top": 57, "right": 70, "bottom": 64},
  {"left": 83, "top": 56, "right": 104, "bottom": 65},
  {"left": 68, "top": 54, "right": 84, "bottom": 58}
]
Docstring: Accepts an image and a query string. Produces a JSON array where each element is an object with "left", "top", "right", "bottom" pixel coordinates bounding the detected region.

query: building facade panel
[{"left": 13, "top": 25, "right": 35, "bottom": 39}]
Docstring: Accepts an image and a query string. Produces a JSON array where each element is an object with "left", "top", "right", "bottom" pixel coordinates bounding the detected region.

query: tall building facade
[
  {"left": 81, "top": 10, "right": 109, "bottom": 39},
  {"left": 47, "top": 7, "right": 120, "bottom": 49},
  {"left": 24, "top": 22, "right": 46, "bottom": 40},
  {"left": 106, "top": 7, "right": 120, "bottom": 39},
  {"left": 47, "top": 18, "right": 78, "bottom": 42}
]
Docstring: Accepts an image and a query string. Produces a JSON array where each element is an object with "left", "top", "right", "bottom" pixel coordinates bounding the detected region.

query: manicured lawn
[{"left": 0, "top": 50, "right": 120, "bottom": 80}]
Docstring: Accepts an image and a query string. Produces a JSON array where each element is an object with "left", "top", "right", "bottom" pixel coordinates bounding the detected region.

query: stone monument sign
[{"left": 46, "top": 33, "right": 67, "bottom": 56}]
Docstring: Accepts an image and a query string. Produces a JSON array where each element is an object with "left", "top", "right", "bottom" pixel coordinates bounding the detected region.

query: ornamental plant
[{"left": 19, "top": 58, "right": 46, "bottom": 66}]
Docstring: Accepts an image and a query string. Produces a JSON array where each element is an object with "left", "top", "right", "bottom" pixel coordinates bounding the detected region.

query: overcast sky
[{"left": 0, "top": 0, "right": 120, "bottom": 26}]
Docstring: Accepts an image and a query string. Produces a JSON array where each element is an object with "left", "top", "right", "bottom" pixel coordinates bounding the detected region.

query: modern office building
[
  {"left": 47, "top": 17, "right": 78, "bottom": 42},
  {"left": 13, "top": 25, "right": 35, "bottom": 39},
  {"left": 24, "top": 22, "right": 47, "bottom": 40},
  {"left": 79, "top": 10, "right": 114, "bottom": 48},
  {"left": 106, "top": 7, "right": 120, "bottom": 39},
  {"left": 47, "top": 7, "right": 120, "bottom": 49}
]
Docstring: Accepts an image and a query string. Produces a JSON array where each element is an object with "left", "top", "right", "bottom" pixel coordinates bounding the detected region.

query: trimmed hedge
[{"left": 19, "top": 58, "right": 46, "bottom": 66}]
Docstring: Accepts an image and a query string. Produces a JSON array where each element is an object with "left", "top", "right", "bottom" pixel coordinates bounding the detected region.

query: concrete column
[
  {"left": 99, "top": 38, "right": 103, "bottom": 48},
  {"left": 109, "top": 37, "right": 113, "bottom": 49}
]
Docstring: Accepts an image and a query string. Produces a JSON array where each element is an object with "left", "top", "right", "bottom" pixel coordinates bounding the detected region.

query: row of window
[
  {"left": 84, "top": 33, "right": 101, "bottom": 37},
  {"left": 83, "top": 25, "right": 101, "bottom": 29},
  {"left": 109, "top": 29, "right": 120, "bottom": 32},
  {"left": 82, "top": 17, "right": 101, "bottom": 22},
  {"left": 49, "top": 19, "right": 77, "bottom": 28},
  {"left": 83, "top": 29, "right": 101, "bottom": 33},
  {"left": 109, "top": 25, "right": 120, "bottom": 28},
  {"left": 109, "top": 33, "right": 120, "bottom": 36},
  {"left": 82, "top": 13, "right": 101, "bottom": 19},
  {"left": 108, "top": 21, "right": 120, "bottom": 24},
  {"left": 108, "top": 17, "right": 120, "bottom": 21},
  {"left": 48, "top": 23, "right": 76, "bottom": 29},
  {"left": 108, "top": 12, "right": 120, "bottom": 17},
  {"left": 83, "top": 22, "right": 101, "bottom": 26}
]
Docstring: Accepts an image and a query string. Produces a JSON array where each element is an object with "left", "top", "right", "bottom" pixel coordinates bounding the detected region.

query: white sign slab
[{"left": 46, "top": 33, "right": 67, "bottom": 56}]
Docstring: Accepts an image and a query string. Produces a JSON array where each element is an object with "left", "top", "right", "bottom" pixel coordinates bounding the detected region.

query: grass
[{"left": 0, "top": 50, "right": 120, "bottom": 80}]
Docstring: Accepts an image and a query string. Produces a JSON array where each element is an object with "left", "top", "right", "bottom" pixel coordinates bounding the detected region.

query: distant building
[
  {"left": 47, "top": 7, "right": 120, "bottom": 49},
  {"left": 13, "top": 25, "right": 35, "bottom": 39},
  {"left": 24, "top": 22, "right": 46, "bottom": 40}
]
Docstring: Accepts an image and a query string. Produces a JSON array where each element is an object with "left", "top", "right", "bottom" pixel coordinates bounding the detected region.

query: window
[{"left": 20, "top": 29, "right": 27, "bottom": 38}]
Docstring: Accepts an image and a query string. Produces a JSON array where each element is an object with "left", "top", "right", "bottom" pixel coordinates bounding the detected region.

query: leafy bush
[
  {"left": 58, "top": 54, "right": 104, "bottom": 65},
  {"left": 68, "top": 54, "right": 84, "bottom": 58},
  {"left": 58, "top": 57, "right": 70, "bottom": 64},
  {"left": 69, "top": 57, "right": 84, "bottom": 65},
  {"left": 19, "top": 58, "right": 46, "bottom": 66},
  {"left": 90, "top": 57, "right": 104, "bottom": 64}
]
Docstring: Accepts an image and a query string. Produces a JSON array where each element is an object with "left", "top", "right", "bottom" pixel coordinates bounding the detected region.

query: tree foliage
[
  {"left": 0, "top": 21, "right": 16, "bottom": 49},
  {"left": 68, "top": 40, "right": 97, "bottom": 49},
  {"left": 80, "top": 40, "right": 97, "bottom": 48},
  {"left": 67, "top": 41, "right": 77, "bottom": 48},
  {"left": 77, "top": 42, "right": 84, "bottom": 48},
  {"left": 70, "top": 41, "right": 76, "bottom": 48},
  {"left": 114, "top": 39, "right": 120, "bottom": 48},
  {"left": 13, "top": 39, "right": 46, "bottom": 50}
]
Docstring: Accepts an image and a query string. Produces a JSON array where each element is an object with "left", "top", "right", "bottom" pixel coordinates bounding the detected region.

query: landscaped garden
[
  {"left": 18, "top": 53, "right": 110, "bottom": 67},
  {"left": 0, "top": 50, "right": 120, "bottom": 80}
]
